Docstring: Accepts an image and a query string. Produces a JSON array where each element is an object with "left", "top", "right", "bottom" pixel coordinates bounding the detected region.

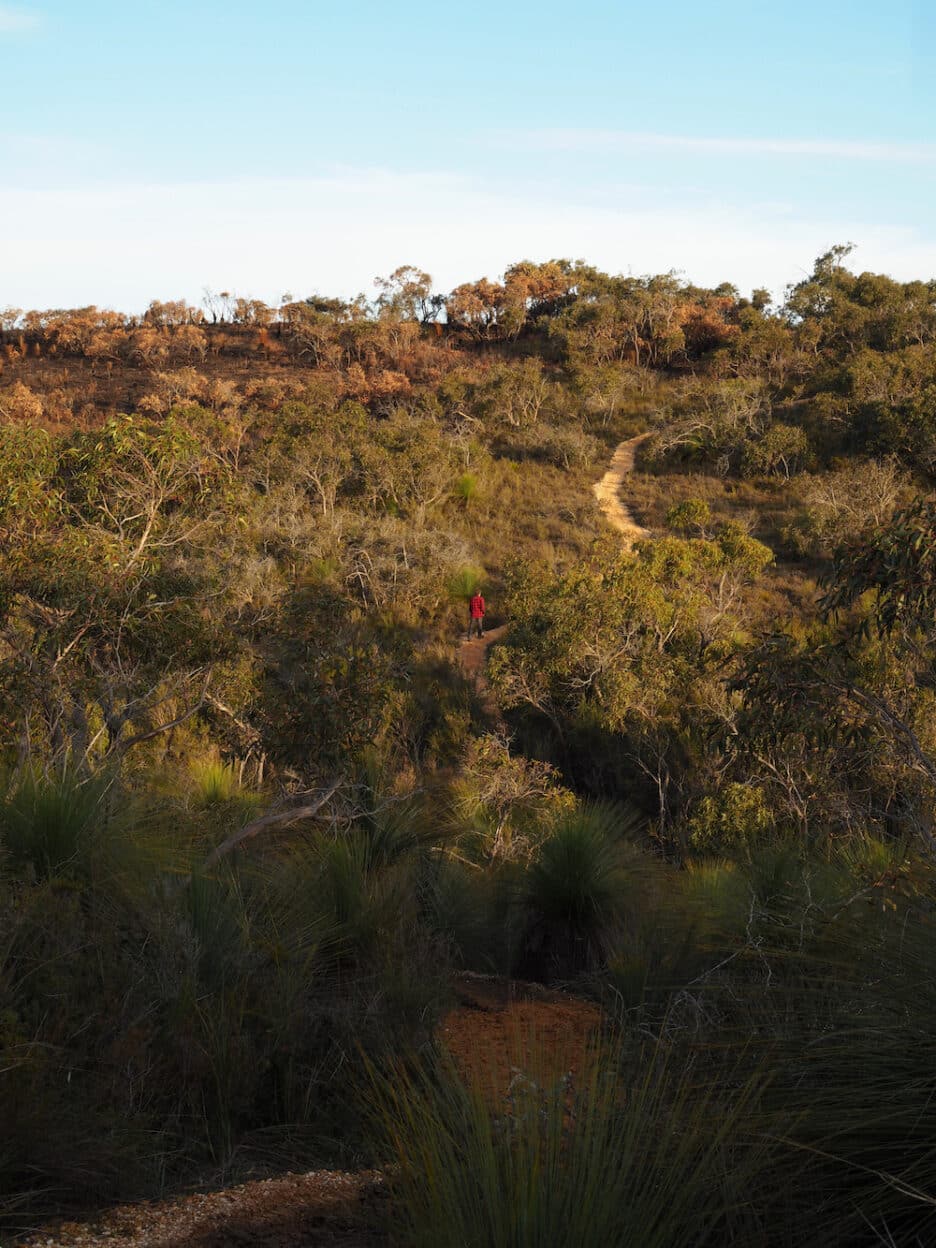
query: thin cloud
[
  {"left": 0, "top": 4, "right": 40, "bottom": 32},
  {"left": 512, "top": 130, "right": 936, "bottom": 163},
  {"left": 1, "top": 169, "right": 934, "bottom": 311}
]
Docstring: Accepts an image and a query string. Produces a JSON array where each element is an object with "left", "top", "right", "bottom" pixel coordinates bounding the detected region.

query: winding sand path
[
  {"left": 457, "top": 432, "right": 652, "bottom": 696},
  {"left": 591, "top": 432, "right": 652, "bottom": 549}
]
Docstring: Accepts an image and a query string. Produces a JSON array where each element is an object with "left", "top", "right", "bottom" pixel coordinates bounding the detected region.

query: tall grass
[
  {"left": 745, "top": 888, "right": 936, "bottom": 1246},
  {"left": 0, "top": 766, "right": 455, "bottom": 1232},
  {"left": 519, "top": 803, "right": 649, "bottom": 976},
  {"left": 652, "top": 844, "right": 936, "bottom": 1245},
  {"left": 446, "top": 565, "right": 485, "bottom": 601},
  {"left": 190, "top": 757, "right": 242, "bottom": 807},
  {"left": 366, "top": 1036, "right": 772, "bottom": 1248},
  {"left": 0, "top": 766, "right": 111, "bottom": 882}
]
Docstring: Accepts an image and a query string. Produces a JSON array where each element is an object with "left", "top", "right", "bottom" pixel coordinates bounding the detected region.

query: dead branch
[{"left": 204, "top": 776, "right": 344, "bottom": 868}]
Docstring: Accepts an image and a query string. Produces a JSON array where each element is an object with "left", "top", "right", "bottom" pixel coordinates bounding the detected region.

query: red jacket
[{"left": 469, "top": 593, "right": 485, "bottom": 619}]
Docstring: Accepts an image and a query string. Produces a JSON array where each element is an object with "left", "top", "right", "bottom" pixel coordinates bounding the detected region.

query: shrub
[
  {"left": 741, "top": 422, "right": 810, "bottom": 478},
  {"left": 687, "top": 782, "right": 776, "bottom": 853},
  {"left": 450, "top": 733, "right": 575, "bottom": 863},
  {"left": 666, "top": 496, "right": 711, "bottom": 535},
  {"left": 784, "top": 457, "right": 912, "bottom": 557}
]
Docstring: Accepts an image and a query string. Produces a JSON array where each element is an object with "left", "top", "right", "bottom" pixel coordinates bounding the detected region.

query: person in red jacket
[{"left": 467, "top": 590, "right": 485, "bottom": 640}]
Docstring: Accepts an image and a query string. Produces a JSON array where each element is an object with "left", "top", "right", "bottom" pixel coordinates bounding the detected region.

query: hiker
[{"left": 467, "top": 590, "right": 485, "bottom": 640}]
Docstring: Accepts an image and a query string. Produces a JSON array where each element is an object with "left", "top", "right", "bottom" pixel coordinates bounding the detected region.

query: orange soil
[{"left": 439, "top": 974, "right": 603, "bottom": 1106}]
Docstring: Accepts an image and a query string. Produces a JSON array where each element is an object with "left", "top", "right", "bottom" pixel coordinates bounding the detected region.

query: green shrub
[
  {"left": 666, "top": 496, "right": 711, "bottom": 535},
  {"left": 450, "top": 733, "right": 575, "bottom": 863},
  {"left": 688, "top": 782, "right": 776, "bottom": 852}
]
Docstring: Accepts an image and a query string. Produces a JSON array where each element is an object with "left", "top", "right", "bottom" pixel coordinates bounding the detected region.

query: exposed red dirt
[
  {"left": 457, "top": 623, "right": 508, "bottom": 723},
  {"left": 457, "top": 622, "right": 507, "bottom": 679},
  {"left": 440, "top": 973, "right": 603, "bottom": 1106}
]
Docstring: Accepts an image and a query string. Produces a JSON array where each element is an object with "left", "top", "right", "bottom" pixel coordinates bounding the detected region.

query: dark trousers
[{"left": 467, "top": 617, "right": 484, "bottom": 639}]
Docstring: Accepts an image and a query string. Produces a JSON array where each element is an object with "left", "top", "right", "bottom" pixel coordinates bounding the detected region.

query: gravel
[{"left": 14, "top": 1170, "right": 386, "bottom": 1248}]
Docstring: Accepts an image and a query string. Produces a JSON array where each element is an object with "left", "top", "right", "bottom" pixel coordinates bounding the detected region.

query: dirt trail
[
  {"left": 455, "top": 434, "right": 651, "bottom": 694},
  {"left": 15, "top": 1172, "right": 386, "bottom": 1248},
  {"left": 592, "top": 432, "right": 652, "bottom": 548},
  {"left": 20, "top": 980, "right": 604, "bottom": 1247},
  {"left": 457, "top": 622, "right": 508, "bottom": 723},
  {"left": 440, "top": 974, "right": 602, "bottom": 1106}
]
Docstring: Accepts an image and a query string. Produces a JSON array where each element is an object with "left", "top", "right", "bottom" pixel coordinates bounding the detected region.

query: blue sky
[{"left": 2, "top": 0, "right": 934, "bottom": 309}]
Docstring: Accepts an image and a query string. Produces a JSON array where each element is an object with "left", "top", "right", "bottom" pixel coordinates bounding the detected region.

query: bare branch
[
  {"left": 204, "top": 776, "right": 344, "bottom": 868},
  {"left": 115, "top": 672, "right": 212, "bottom": 755},
  {"left": 842, "top": 684, "right": 936, "bottom": 790},
  {"left": 205, "top": 693, "right": 261, "bottom": 744}
]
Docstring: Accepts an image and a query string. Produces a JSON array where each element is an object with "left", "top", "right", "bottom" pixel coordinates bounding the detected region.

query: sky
[{"left": 1, "top": 0, "right": 934, "bottom": 311}]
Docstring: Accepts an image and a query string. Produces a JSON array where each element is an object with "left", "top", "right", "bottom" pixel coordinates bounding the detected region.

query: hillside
[{"left": 4, "top": 251, "right": 936, "bottom": 1244}]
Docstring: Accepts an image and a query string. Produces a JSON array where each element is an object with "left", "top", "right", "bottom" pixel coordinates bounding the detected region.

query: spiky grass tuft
[{"left": 365, "top": 1035, "right": 771, "bottom": 1248}]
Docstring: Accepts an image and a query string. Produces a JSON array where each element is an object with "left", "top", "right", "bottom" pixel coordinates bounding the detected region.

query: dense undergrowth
[
  {"left": 4, "top": 248, "right": 936, "bottom": 1241},
  {"left": 6, "top": 770, "right": 936, "bottom": 1244}
]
